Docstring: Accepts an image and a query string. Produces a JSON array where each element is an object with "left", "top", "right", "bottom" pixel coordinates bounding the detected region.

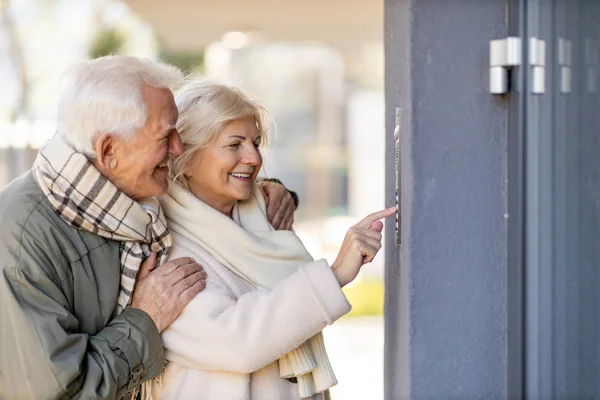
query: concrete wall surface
[{"left": 384, "top": 1, "right": 510, "bottom": 398}]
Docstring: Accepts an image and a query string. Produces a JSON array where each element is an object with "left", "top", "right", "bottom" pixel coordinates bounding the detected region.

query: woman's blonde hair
[{"left": 169, "top": 80, "right": 272, "bottom": 190}]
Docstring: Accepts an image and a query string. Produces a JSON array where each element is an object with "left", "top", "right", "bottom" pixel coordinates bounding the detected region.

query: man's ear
[{"left": 94, "top": 133, "right": 118, "bottom": 170}]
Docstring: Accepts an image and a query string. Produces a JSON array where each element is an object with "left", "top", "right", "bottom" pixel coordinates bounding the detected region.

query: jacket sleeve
[
  {"left": 0, "top": 239, "right": 164, "bottom": 399},
  {"left": 161, "top": 258, "right": 351, "bottom": 374}
]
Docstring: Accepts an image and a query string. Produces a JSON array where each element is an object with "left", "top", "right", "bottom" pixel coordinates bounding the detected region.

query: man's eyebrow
[{"left": 162, "top": 124, "right": 176, "bottom": 136}]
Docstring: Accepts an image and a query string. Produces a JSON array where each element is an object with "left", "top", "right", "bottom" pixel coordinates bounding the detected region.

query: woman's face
[{"left": 186, "top": 116, "right": 263, "bottom": 215}]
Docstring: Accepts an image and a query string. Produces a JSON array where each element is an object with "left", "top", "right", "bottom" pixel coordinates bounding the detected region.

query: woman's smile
[{"left": 230, "top": 172, "right": 253, "bottom": 181}]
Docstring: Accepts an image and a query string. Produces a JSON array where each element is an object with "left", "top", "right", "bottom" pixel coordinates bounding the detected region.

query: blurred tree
[
  {"left": 1, "top": 0, "right": 28, "bottom": 121},
  {"left": 89, "top": 27, "right": 125, "bottom": 59},
  {"left": 160, "top": 50, "right": 205, "bottom": 75}
]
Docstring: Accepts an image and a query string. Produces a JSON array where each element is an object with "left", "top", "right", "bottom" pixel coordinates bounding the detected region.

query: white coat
[{"left": 150, "top": 231, "right": 352, "bottom": 400}]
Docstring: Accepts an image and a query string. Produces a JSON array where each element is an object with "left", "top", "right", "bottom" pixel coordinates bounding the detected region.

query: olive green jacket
[{"left": 0, "top": 171, "right": 164, "bottom": 399}]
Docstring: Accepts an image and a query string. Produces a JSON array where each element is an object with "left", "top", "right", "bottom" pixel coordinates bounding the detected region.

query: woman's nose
[{"left": 243, "top": 145, "right": 262, "bottom": 165}]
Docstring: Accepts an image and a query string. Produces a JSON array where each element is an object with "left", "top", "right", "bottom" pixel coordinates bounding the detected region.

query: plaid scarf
[{"left": 33, "top": 133, "right": 172, "bottom": 315}]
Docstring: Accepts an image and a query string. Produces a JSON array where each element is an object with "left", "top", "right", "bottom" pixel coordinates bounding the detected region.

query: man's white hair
[{"left": 57, "top": 55, "right": 183, "bottom": 156}]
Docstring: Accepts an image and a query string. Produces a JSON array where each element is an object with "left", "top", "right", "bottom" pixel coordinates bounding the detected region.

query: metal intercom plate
[{"left": 394, "top": 107, "right": 401, "bottom": 247}]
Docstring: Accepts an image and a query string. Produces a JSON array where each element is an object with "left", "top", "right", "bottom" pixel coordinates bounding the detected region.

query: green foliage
[
  {"left": 89, "top": 28, "right": 125, "bottom": 59},
  {"left": 160, "top": 51, "right": 205, "bottom": 75},
  {"left": 342, "top": 278, "right": 384, "bottom": 317}
]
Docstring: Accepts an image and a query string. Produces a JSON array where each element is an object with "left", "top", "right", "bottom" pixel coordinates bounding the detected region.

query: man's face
[{"left": 107, "top": 86, "right": 183, "bottom": 200}]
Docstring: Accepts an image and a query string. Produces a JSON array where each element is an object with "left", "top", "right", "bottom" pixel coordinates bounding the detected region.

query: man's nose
[{"left": 168, "top": 130, "right": 184, "bottom": 157}]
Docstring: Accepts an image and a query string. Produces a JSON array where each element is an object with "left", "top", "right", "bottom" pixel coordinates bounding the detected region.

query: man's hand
[
  {"left": 258, "top": 180, "right": 295, "bottom": 230},
  {"left": 130, "top": 253, "right": 207, "bottom": 333}
]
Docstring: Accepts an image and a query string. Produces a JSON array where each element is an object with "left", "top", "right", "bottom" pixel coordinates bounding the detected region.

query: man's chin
[
  {"left": 153, "top": 171, "right": 169, "bottom": 191},
  {"left": 155, "top": 180, "right": 169, "bottom": 197},
  {"left": 139, "top": 180, "right": 168, "bottom": 199}
]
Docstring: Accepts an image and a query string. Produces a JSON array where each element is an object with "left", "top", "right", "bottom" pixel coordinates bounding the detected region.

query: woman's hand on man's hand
[{"left": 331, "top": 207, "right": 396, "bottom": 287}]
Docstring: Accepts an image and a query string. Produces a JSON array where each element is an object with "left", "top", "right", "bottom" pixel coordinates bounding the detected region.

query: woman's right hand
[{"left": 331, "top": 207, "right": 396, "bottom": 287}]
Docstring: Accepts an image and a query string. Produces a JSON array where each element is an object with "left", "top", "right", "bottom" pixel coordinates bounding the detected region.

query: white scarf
[
  {"left": 160, "top": 182, "right": 337, "bottom": 398},
  {"left": 33, "top": 133, "right": 171, "bottom": 315}
]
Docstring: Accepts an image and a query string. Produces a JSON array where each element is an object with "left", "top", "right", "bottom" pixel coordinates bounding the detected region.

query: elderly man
[{"left": 0, "top": 56, "right": 297, "bottom": 399}]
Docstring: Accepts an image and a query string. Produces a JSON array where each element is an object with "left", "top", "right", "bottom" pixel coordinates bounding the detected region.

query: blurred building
[{"left": 126, "top": 0, "right": 384, "bottom": 221}]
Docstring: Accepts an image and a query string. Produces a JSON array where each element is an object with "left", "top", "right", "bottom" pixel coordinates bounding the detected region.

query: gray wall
[{"left": 384, "top": 0, "right": 510, "bottom": 398}]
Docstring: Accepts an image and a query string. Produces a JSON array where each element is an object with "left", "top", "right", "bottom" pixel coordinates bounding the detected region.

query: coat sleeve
[
  {"left": 161, "top": 258, "right": 351, "bottom": 374},
  {"left": 0, "top": 235, "right": 164, "bottom": 399}
]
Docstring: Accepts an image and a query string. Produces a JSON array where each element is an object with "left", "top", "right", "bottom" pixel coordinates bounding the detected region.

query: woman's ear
[{"left": 94, "top": 134, "right": 118, "bottom": 169}]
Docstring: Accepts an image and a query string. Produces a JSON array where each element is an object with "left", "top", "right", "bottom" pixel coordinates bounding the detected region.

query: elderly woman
[{"left": 150, "top": 81, "right": 394, "bottom": 400}]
